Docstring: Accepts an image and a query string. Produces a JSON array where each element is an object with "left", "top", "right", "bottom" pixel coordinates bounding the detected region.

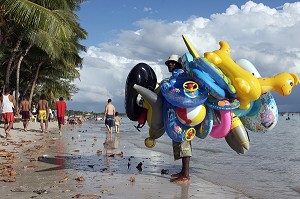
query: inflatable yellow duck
[
  {"left": 258, "top": 72, "right": 299, "bottom": 95},
  {"left": 204, "top": 41, "right": 262, "bottom": 109}
]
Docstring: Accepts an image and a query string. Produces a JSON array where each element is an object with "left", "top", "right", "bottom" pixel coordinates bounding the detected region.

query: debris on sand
[
  {"left": 130, "top": 176, "right": 135, "bottom": 182},
  {"left": 75, "top": 177, "right": 85, "bottom": 182},
  {"left": 136, "top": 162, "right": 143, "bottom": 171},
  {"left": 161, "top": 169, "right": 169, "bottom": 175}
]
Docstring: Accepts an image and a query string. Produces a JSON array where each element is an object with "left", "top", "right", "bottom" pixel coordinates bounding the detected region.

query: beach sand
[{"left": 0, "top": 121, "right": 250, "bottom": 199}]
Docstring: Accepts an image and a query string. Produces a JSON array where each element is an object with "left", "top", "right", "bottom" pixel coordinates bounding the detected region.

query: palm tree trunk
[
  {"left": 15, "top": 43, "right": 33, "bottom": 107},
  {"left": 29, "top": 61, "right": 43, "bottom": 105},
  {"left": 4, "top": 39, "right": 22, "bottom": 89}
]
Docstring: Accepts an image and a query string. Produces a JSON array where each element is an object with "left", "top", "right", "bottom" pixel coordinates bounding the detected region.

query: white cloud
[
  {"left": 70, "top": 1, "right": 300, "bottom": 112},
  {"left": 143, "top": 7, "right": 152, "bottom": 12}
]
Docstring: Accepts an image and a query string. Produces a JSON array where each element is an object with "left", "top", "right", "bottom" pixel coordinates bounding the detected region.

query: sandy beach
[{"left": 0, "top": 120, "right": 250, "bottom": 199}]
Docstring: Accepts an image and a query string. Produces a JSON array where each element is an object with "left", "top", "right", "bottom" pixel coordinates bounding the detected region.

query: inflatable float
[{"left": 125, "top": 63, "right": 157, "bottom": 121}]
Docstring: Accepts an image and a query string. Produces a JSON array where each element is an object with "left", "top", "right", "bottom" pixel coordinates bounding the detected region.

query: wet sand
[{"left": 0, "top": 121, "right": 250, "bottom": 199}]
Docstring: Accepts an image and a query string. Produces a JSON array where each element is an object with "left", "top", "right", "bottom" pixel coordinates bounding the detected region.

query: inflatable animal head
[
  {"left": 258, "top": 73, "right": 300, "bottom": 96},
  {"left": 204, "top": 41, "right": 261, "bottom": 110}
]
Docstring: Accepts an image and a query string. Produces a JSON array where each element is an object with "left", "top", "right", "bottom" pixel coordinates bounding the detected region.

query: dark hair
[
  {"left": 108, "top": 99, "right": 112, "bottom": 103},
  {"left": 115, "top": 112, "right": 119, "bottom": 116},
  {"left": 4, "top": 87, "right": 10, "bottom": 94},
  {"left": 59, "top": 97, "right": 63, "bottom": 101},
  {"left": 22, "top": 95, "right": 29, "bottom": 100},
  {"left": 41, "top": 94, "right": 46, "bottom": 100}
]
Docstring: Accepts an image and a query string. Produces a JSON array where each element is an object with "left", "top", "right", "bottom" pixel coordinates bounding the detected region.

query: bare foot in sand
[
  {"left": 171, "top": 172, "right": 182, "bottom": 178},
  {"left": 5, "top": 131, "right": 11, "bottom": 138},
  {"left": 170, "top": 176, "right": 190, "bottom": 183}
]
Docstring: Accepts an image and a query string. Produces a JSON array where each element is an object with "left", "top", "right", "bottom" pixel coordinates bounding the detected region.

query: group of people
[
  {"left": 0, "top": 88, "right": 67, "bottom": 137},
  {"left": 104, "top": 98, "right": 121, "bottom": 134}
]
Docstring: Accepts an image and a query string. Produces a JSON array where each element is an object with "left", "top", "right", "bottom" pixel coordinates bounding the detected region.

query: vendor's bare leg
[{"left": 170, "top": 157, "right": 190, "bottom": 183}]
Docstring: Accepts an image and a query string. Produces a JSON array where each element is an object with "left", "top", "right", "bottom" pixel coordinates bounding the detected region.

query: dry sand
[{"left": 0, "top": 120, "right": 250, "bottom": 199}]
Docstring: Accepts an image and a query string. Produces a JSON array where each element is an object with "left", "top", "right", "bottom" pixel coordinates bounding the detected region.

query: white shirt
[{"left": 1, "top": 94, "right": 14, "bottom": 113}]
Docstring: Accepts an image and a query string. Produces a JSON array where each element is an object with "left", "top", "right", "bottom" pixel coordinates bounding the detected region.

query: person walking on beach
[
  {"left": 104, "top": 99, "right": 115, "bottom": 133},
  {"left": 165, "top": 54, "right": 192, "bottom": 183},
  {"left": 114, "top": 112, "right": 121, "bottom": 133},
  {"left": 37, "top": 94, "right": 49, "bottom": 133},
  {"left": 55, "top": 97, "right": 67, "bottom": 135},
  {"left": 19, "top": 95, "right": 31, "bottom": 132},
  {"left": 0, "top": 87, "right": 17, "bottom": 138}
]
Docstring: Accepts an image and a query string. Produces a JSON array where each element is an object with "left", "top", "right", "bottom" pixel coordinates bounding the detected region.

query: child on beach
[{"left": 114, "top": 112, "right": 121, "bottom": 133}]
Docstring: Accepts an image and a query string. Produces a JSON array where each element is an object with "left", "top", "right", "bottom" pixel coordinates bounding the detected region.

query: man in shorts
[
  {"left": 19, "top": 95, "right": 31, "bottom": 131},
  {"left": 55, "top": 97, "right": 67, "bottom": 135},
  {"left": 0, "top": 87, "right": 17, "bottom": 138},
  {"left": 37, "top": 94, "right": 49, "bottom": 133},
  {"left": 104, "top": 99, "right": 115, "bottom": 133},
  {"left": 165, "top": 54, "right": 192, "bottom": 183}
]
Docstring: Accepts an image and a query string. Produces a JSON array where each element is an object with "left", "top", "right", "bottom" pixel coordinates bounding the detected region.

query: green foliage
[{"left": 0, "top": 0, "right": 87, "bottom": 105}]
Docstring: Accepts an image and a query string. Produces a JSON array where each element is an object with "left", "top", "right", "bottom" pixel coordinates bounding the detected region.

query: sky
[{"left": 67, "top": 0, "right": 300, "bottom": 113}]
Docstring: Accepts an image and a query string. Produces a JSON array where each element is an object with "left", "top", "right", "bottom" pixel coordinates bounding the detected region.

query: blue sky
[{"left": 68, "top": 0, "right": 300, "bottom": 113}]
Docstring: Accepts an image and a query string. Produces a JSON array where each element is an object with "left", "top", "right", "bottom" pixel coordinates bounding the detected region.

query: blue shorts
[{"left": 105, "top": 114, "right": 115, "bottom": 127}]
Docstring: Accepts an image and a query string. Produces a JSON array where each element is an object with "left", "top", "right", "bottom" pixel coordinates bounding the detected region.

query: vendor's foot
[
  {"left": 171, "top": 172, "right": 182, "bottom": 178},
  {"left": 170, "top": 176, "right": 190, "bottom": 183}
]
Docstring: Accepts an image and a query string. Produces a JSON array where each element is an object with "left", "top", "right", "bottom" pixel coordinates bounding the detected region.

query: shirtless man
[
  {"left": 19, "top": 95, "right": 31, "bottom": 131},
  {"left": 104, "top": 99, "right": 115, "bottom": 133},
  {"left": 37, "top": 94, "right": 49, "bottom": 133}
]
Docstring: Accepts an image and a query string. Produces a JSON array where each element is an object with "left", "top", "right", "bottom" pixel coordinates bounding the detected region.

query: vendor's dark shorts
[
  {"left": 57, "top": 117, "right": 65, "bottom": 125},
  {"left": 105, "top": 115, "right": 115, "bottom": 127},
  {"left": 22, "top": 111, "right": 30, "bottom": 120},
  {"left": 173, "top": 141, "right": 192, "bottom": 160}
]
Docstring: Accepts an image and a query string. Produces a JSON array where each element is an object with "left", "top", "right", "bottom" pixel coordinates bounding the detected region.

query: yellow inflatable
[
  {"left": 258, "top": 72, "right": 300, "bottom": 95},
  {"left": 204, "top": 41, "right": 262, "bottom": 110}
]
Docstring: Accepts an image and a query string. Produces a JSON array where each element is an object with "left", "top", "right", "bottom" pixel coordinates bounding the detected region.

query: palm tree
[{"left": 0, "top": 0, "right": 87, "bottom": 107}]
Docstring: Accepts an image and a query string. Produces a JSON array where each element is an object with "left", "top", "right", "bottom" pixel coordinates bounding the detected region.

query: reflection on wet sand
[
  {"left": 173, "top": 183, "right": 190, "bottom": 199},
  {"left": 103, "top": 132, "right": 121, "bottom": 164}
]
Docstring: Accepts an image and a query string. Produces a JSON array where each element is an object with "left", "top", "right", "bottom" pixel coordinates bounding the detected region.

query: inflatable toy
[
  {"left": 258, "top": 72, "right": 300, "bottom": 96},
  {"left": 125, "top": 63, "right": 157, "bottom": 121},
  {"left": 133, "top": 84, "right": 165, "bottom": 146},
  {"left": 205, "top": 95, "right": 240, "bottom": 110},
  {"left": 204, "top": 41, "right": 262, "bottom": 109},
  {"left": 196, "top": 106, "right": 213, "bottom": 139},
  {"left": 163, "top": 101, "right": 203, "bottom": 142},
  {"left": 194, "top": 57, "right": 236, "bottom": 96},
  {"left": 160, "top": 75, "right": 208, "bottom": 108},
  {"left": 236, "top": 59, "right": 261, "bottom": 78},
  {"left": 209, "top": 110, "right": 232, "bottom": 138},
  {"left": 190, "top": 68, "right": 225, "bottom": 99},
  {"left": 181, "top": 36, "right": 235, "bottom": 99},
  {"left": 182, "top": 35, "right": 200, "bottom": 59},
  {"left": 176, "top": 105, "right": 206, "bottom": 126},
  {"left": 235, "top": 59, "right": 278, "bottom": 132},
  {"left": 240, "top": 92, "right": 278, "bottom": 132},
  {"left": 225, "top": 113, "right": 250, "bottom": 154}
]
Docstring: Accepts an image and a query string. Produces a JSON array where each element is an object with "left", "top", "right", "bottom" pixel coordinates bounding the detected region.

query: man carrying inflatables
[{"left": 165, "top": 54, "right": 192, "bottom": 183}]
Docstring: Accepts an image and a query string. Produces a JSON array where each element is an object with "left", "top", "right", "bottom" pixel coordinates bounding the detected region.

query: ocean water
[{"left": 67, "top": 114, "right": 300, "bottom": 199}]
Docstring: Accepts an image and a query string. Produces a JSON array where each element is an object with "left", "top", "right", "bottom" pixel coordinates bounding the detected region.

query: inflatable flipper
[{"left": 225, "top": 113, "right": 250, "bottom": 154}]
